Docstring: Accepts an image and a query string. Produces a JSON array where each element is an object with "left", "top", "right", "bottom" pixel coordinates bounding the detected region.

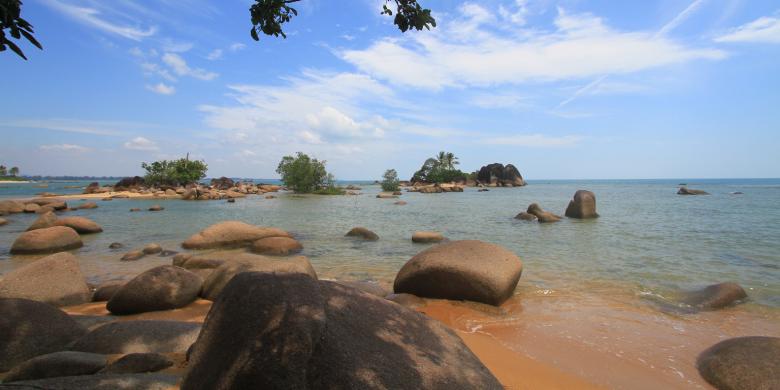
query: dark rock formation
[
  {"left": 2, "top": 351, "right": 107, "bottom": 382},
  {"left": 682, "top": 282, "right": 748, "bottom": 310},
  {"left": 476, "top": 163, "right": 526, "bottom": 187},
  {"left": 345, "top": 227, "right": 379, "bottom": 241},
  {"left": 678, "top": 187, "right": 709, "bottom": 195},
  {"left": 107, "top": 266, "right": 203, "bottom": 315},
  {"left": 71, "top": 320, "right": 201, "bottom": 354},
  {"left": 114, "top": 176, "right": 145, "bottom": 191},
  {"left": 99, "top": 352, "right": 174, "bottom": 374},
  {"left": 697, "top": 336, "right": 780, "bottom": 390},
  {"left": 210, "top": 177, "right": 235, "bottom": 190},
  {"left": 565, "top": 190, "right": 599, "bottom": 219}
]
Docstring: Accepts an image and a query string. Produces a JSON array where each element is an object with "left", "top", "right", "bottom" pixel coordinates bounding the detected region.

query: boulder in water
[
  {"left": 527, "top": 203, "right": 561, "bottom": 223},
  {"left": 514, "top": 212, "right": 537, "bottom": 221},
  {"left": 678, "top": 187, "right": 709, "bottom": 195},
  {"left": 26, "top": 210, "right": 57, "bottom": 231},
  {"left": 251, "top": 236, "right": 303, "bottom": 256},
  {"left": 54, "top": 216, "right": 103, "bottom": 234},
  {"left": 10, "top": 226, "right": 83, "bottom": 254},
  {"left": 200, "top": 254, "right": 317, "bottom": 300},
  {"left": 182, "top": 221, "right": 292, "bottom": 249},
  {"left": 564, "top": 190, "right": 599, "bottom": 219},
  {"left": 682, "top": 282, "right": 747, "bottom": 310},
  {"left": 142, "top": 243, "right": 163, "bottom": 255},
  {"left": 345, "top": 227, "right": 379, "bottom": 241},
  {"left": 697, "top": 336, "right": 780, "bottom": 390},
  {"left": 411, "top": 231, "right": 444, "bottom": 243}
]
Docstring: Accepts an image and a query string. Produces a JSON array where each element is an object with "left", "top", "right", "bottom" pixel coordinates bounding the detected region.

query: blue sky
[{"left": 1, "top": 0, "right": 779, "bottom": 180}]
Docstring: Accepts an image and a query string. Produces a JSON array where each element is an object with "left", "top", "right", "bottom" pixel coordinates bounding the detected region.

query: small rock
[
  {"left": 99, "top": 352, "right": 173, "bottom": 374},
  {"left": 148, "top": 205, "right": 164, "bottom": 211},
  {"left": 78, "top": 202, "right": 98, "bottom": 210},
  {"left": 181, "top": 221, "right": 292, "bottom": 249},
  {"left": 54, "top": 216, "right": 103, "bottom": 234},
  {"left": 682, "top": 282, "right": 748, "bottom": 310},
  {"left": 526, "top": 203, "right": 561, "bottom": 223},
  {"left": 411, "top": 231, "right": 444, "bottom": 243},
  {"left": 109, "top": 242, "right": 123, "bottom": 249},
  {"left": 0, "top": 217, "right": 7, "bottom": 225},
  {"left": 70, "top": 320, "right": 201, "bottom": 354},
  {"left": 678, "top": 187, "right": 709, "bottom": 195},
  {"left": 26, "top": 210, "right": 57, "bottom": 231},
  {"left": 514, "top": 212, "right": 537, "bottom": 221},
  {"left": 121, "top": 250, "right": 145, "bottom": 261},
  {"left": 394, "top": 201, "right": 408, "bottom": 205},
  {"left": 251, "top": 236, "right": 303, "bottom": 256},
  {"left": 345, "top": 227, "right": 379, "bottom": 241},
  {"left": 129, "top": 208, "right": 141, "bottom": 212},
  {"left": 92, "top": 280, "right": 126, "bottom": 302},
  {"left": 227, "top": 198, "right": 236, "bottom": 203},
  {"left": 142, "top": 243, "right": 163, "bottom": 255},
  {"left": 23, "top": 203, "right": 41, "bottom": 213}
]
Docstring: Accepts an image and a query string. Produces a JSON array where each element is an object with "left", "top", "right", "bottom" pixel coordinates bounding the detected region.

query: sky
[{"left": 1, "top": 0, "right": 779, "bottom": 180}]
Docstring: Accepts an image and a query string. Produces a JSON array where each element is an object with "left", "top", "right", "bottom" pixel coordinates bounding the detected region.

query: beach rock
[
  {"left": 376, "top": 193, "right": 399, "bottom": 199},
  {"left": 678, "top": 187, "right": 709, "bottom": 195},
  {"left": 71, "top": 320, "right": 201, "bottom": 354},
  {"left": 682, "top": 282, "right": 748, "bottom": 310},
  {"left": 394, "top": 240, "right": 523, "bottom": 306},
  {"left": 93, "top": 280, "right": 126, "bottom": 302},
  {"left": 78, "top": 201, "right": 98, "bottom": 209},
  {"left": 148, "top": 205, "right": 164, "bottom": 211},
  {"left": 112, "top": 194, "right": 130, "bottom": 199},
  {"left": 0, "top": 298, "right": 87, "bottom": 371},
  {"left": 26, "top": 210, "right": 57, "bottom": 231},
  {"left": 345, "top": 227, "right": 379, "bottom": 241},
  {"left": 129, "top": 207, "right": 141, "bottom": 212},
  {"left": 10, "top": 226, "right": 83, "bottom": 254},
  {"left": 514, "top": 212, "right": 537, "bottom": 221},
  {"left": 54, "top": 216, "right": 103, "bottom": 234},
  {"left": 697, "top": 336, "right": 780, "bottom": 390},
  {"left": 2, "top": 373, "right": 179, "bottom": 389},
  {"left": 183, "top": 273, "right": 501, "bottom": 390},
  {"left": 251, "top": 236, "right": 303, "bottom": 256},
  {"left": 164, "top": 189, "right": 177, "bottom": 196},
  {"left": 336, "top": 280, "right": 389, "bottom": 297},
  {"left": 411, "top": 231, "right": 445, "bottom": 243},
  {"left": 0, "top": 200, "right": 25, "bottom": 215},
  {"left": 23, "top": 203, "right": 41, "bottom": 213},
  {"left": 182, "top": 221, "right": 292, "bottom": 249},
  {"left": 172, "top": 253, "right": 194, "bottom": 266},
  {"left": 200, "top": 254, "right": 317, "bottom": 300},
  {"left": 418, "top": 186, "right": 443, "bottom": 193},
  {"left": 394, "top": 200, "right": 408, "bottom": 205},
  {"left": 121, "top": 250, "right": 145, "bottom": 261},
  {"left": 210, "top": 177, "right": 235, "bottom": 190},
  {"left": 100, "top": 352, "right": 173, "bottom": 374},
  {"left": 385, "top": 293, "right": 426, "bottom": 309},
  {"left": 2, "top": 351, "right": 107, "bottom": 382},
  {"left": 226, "top": 198, "right": 236, "bottom": 203},
  {"left": 178, "top": 257, "right": 225, "bottom": 270},
  {"left": 158, "top": 249, "right": 177, "bottom": 257},
  {"left": 0, "top": 217, "right": 7, "bottom": 225},
  {"left": 28, "top": 198, "right": 67, "bottom": 210},
  {"left": 527, "top": 203, "right": 561, "bottom": 223},
  {"left": 142, "top": 243, "right": 163, "bottom": 255},
  {"left": 565, "top": 190, "right": 599, "bottom": 219},
  {"left": 264, "top": 194, "right": 276, "bottom": 199},
  {"left": 114, "top": 176, "right": 145, "bottom": 191},
  {"left": 107, "top": 265, "right": 203, "bottom": 315},
  {"left": 102, "top": 197, "right": 113, "bottom": 201},
  {"left": 0, "top": 252, "right": 91, "bottom": 306},
  {"left": 109, "top": 242, "right": 123, "bottom": 249},
  {"left": 477, "top": 163, "right": 526, "bottom": 187}
]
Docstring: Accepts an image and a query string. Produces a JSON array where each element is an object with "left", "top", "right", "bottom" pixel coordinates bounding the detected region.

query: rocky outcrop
[
  {"left": 411, "top": 231, "right": 445, "bottom": 243},
  {"left": 697, "top": 336, "right": 780, "bottom": 390},
  {"left": 565, "top": 190, "right": 599, "bottom": 219},
  {"left": 10, "top": 226, "right": 83, "bottom": 254},
  {"left": 2, "top": 351, "right": 107, "bottom": 382},
  {"left": 394, "top": 240, "right": 523, "bottom": 306},
  {"left": 251, "top": 236, "right": 303, "bottom": 256},
  {"left": 476, "top": 163, "right": 526, "bottom": 187},
  {"left": 107, "top": 266, "right": 203, "bottom": 315},
  {"left": 23, "top": 203, "right": 40, "bottom": 213},
  {"left": 182, "top": 221, "right": 292, "bottom": 249},
  {"left": 0, "top": 298, "right": 87, "bottom": 370},
  {"left": 0, "top": 252, "right": 91, "bottom": 306},
  {"left": 210, "top": 177, "right": 235, "bottom": 190},
  {"left": 54, "top": 216, "right": 104, "bottom": 234},
  {"left": 200, "top": 255, "right": 317, "bottom": 300},
  {"left": 526, "top": 203, "right": 561, "bottom": 223},
  {"left": 345, "top": 227, "right": 379, "bottom": 241},
  {"left": 682, "top": 282, "right": 747, "bottom": 310},
  {"left": 678, "top": 187, "right": 709, "bottom": 195},
  {"left": 114, "top": 176, "right": 145, "bottom": 191},
  {"left": 99, "top": 352, "right": 174, "bottom": 374},
  {"left": 71, "top": 320, "right": 201, "bottom": 354},
  {"left": 182, "top": 272, "right": 502, "bottom": 390}
]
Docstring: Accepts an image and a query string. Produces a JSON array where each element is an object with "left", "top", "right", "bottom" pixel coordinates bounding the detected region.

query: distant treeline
[{"left": 20, "top": 176, "right": 125, "bottom": 181}]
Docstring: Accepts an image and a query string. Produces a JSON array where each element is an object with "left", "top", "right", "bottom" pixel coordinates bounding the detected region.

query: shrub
[
  {"left": 141, "top": 157, "right": 208, "bottom": 187},
  {"left": 277, "top": 152, "right": 343, "bottom": 194},
  {"left": 381, "top": 169, "right": 400, "bottom": 192}
]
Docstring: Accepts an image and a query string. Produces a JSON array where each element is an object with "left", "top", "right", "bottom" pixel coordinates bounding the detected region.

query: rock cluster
[{"left": 476, "top": 163, "right": 526, "bottom": 187}]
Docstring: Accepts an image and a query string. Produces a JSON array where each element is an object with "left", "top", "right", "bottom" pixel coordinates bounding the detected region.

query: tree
[
  {"left": 276, "top": 152, "right": 329, "bottom": 193},
  {"left": 0, "top": 165, "right": 6, "bottom": 176},
  {"left": 9, "top": 166, "right": 19, "bottom": 176},
  {"left": 410, "top": 151, "right": 466, "bottom": 183},
  {"left": 1, "top": 0, "right": 42, "bottom": 60},
  {"left": 141, "top": 157, "right": 208, "bottom": 187},
  {"left": 249, "top": 0, "right": 435, "bottom": 41},
  {"left": 381, "top": 169, "right": 400, "bottom": 192}
]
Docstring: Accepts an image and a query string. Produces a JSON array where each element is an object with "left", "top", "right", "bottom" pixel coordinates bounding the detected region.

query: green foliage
[
  {"left": 276, "top": 152, "right": 335, "bottom": 193},
  {"left": 411, "top": 151, "right": 466, "bottom": 183},
  {"left": 1, "top": 0, "right": 41, "bottom": 60},
  {"left": 9, "top": 166, "right": 19, "bottom": 176},
  {"left": 381, "top": 169, "right": 400, "bottom": 192},
  {"left": 141, "top": 157, "right": 208, "bottom": 187},
  {"left": 0, "top": 165, "right": 6, "bottom": 176},
  {"left": 250, "top": 0, "right": 434, "bottom": 41}
]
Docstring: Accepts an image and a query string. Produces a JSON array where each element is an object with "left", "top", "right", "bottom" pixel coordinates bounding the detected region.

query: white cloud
[
  {"left": 0, "top": 118, "right": 125, "bottom": 135},
  {"left": 39, "top": 144, "right": 90, "bottom": 152},
  {"left": 42, "top": 0, "right": 156, "bottom": 41},
  {"left": 206, "top": 49, "right": 223, "bottom": 60},
  {"left": 160, "top": 39, "right": 194, "bottom": 53},
  {"left": 146, "top": 83, "right": 176, "bottom": 95},
  {"left": 162, "top": 53, "right": 218, "bottom": 81},
  {"left": 229, "top": 43, "right": 247, "bottom": 51},
  {"left": 123, "top": 137, "right": 159, "bottom": 151},
  {"left": 715, "top": 14, "right": 780, "bottom": 43},
  {"left": 340, "top": 7, "right": 725, "bottom": 89},
  {"left": 341, "top": 34, "right": 356, "bottom": 41},
  {"left": 498, "top": 0, "right": 529, "bottom": 25},
  {"left": 141, "top": 62, "right": 177, "bottom": 82},
  {"left": 480, "top": 134, "right": 583, "bottom": 147}
]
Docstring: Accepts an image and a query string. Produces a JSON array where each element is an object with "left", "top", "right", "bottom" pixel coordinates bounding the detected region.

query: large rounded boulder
[
  {"left": 182, "top": 272, "right": 502, "bottom": 390},
  {"left": 200, "top": 254, "right": 317, "bottom": 300},
  {"left": 682, "top": 282, "right": 748, "bottom": 311},
  {"left": 182, "top": 221, "right": 292, "bottom": 249},
  {"left": 0, "top": 252, "right": 92, "bottom": 306},
  {"left": 697, "top": 336, "right": 780, "bottom": 390},
  {"left": 394, "top": 240, "right": 523, "bottom": 306},
  {"left": 71, "top": 320, "right": 201, "bottom": 354},
  {"left": 54, "top": 216, "right": 103, "bottom": 234},
  {"left": 0, "top": 298, "right": 87, "bottom": 371},
  {"left": 251, "top": 236, "right": 303, "bottom": 256},
  {"left": 2, "top": 351, "right": 107, "bottom": 382},
  {"left": 10, "top": 226, "right": 83, "bottom": 254},
  {"left": 0, "top": 200, "right": 25, "bottom": 215},
  {"left": 564, "top": 190, "right": 599, "bottom": 219},
  {"left": 345, "top": 227, "right": 379, "bottom": 241},
  {"left": 107, "top": 265, "right": 203, "bottom": 315},
  {"left": 26, "top": 210, "right": 58, "bottom": 231}
]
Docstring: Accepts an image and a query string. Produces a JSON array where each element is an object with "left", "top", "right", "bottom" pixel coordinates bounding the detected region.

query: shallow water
[{"left": 1, "top": 179, "right": 779, "bottom": 311}]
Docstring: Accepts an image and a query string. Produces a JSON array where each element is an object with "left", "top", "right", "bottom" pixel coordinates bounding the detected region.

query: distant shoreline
[{"left": 0, "top": 180, "right": 31, "bottom": 184}]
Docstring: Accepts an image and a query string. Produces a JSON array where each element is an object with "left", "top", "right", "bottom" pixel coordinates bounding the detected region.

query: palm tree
[
  {"left": 446, "top": 152, "right": 458, "bottom": 168},
  {"left": 0, "top": 165, "right": 6, "bottom": 176},
  {"left": 9, "top": 167, "right": 19, "bottom": 176},
  {"left": 436, "top": 151, "right": 447, "bottom": 168}
]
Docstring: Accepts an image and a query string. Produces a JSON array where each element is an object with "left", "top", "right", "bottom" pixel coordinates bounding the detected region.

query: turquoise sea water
[{"left": 1, "top": 178, "right": 779, "bottom": 311}]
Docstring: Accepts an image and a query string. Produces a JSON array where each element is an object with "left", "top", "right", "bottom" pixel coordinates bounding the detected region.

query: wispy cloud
[
  {"left": 146, "top": 83, "right": 176, "bottom": 95},
  {"left": 229, "top": 43, "right": 246, "bottom": 51},
  {"left": 0, "top": 119, "right": 125, "bottom": 136},
  {"left": 162, "top": 53, "right": 218, "bottom": 80},
  {"left": 206, "top": 49, "right": 223, "bottom": 60},
  {"left": 42, "top": 0, "right": 156, "bottom": 41},
  {"left": 123, "top": 137, "right": 159, "bottom": 151},
  {"left": 480, "top": 134, "right": 583, "bottom": 147},
  {"left": 39, "top": 144, "right": 91, "bottom": 152},
  {"left": 715, "top": 13, "right": 780, "bottom": 43}
]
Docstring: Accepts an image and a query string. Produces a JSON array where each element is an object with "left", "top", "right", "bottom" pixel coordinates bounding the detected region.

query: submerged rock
[
  {"left": 182, "top": 272, "right": 502, "bottom": 390},
  {"left": 697, "top": 336, "right": 780, "bottom": 390},
  {"left": 514, "top": 212, "right": 537, "bottom": 221},
  {"left": 78, "top": 201, "right": 99, "bottom": 209},
  {"left": 10, "top": 226, "right": 83, "bottom": 254},
  {"left": 526, "top": 203, "right": 561, "bottom": 223},
  {"left": 0, "top": 298, "right": 87, "bottom": 371},
  {"left": 345, "top": 227, "right": 379, "bottom": 241},
  {"left": 182, "top": 221, "right": 292, "bottom": 249},
  {"left": 0, "top": 200, "right": 25, "bottom": 215},
  {"left": 148, "top": 205, "right": 164, "bottom": 211},
  {"left": 678, "top": 187, "right": 709, "bottom": 195},
  {"left": 0, "top": 217, "right": 7, "bottom": 225},
  {"left": 2, "top": 351, "right": 107, "bottom": 383},
  {"left": 682, "top": 282, "right": 747, "bottom": 310},
  {"left": 0, "top": 252, "right": 91, "bottom": 306},
  {"left": 394, "top": 240, "right": 523, "bottom": 306},
  {"left": 71, "top": 320, "right": 201, "bottom": 354},
  {"left": 564, "top": 190, "right": 599, "bottom": 219},
  {"left": 107, "top": 265, "right": 203, "bottom": 315}
]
